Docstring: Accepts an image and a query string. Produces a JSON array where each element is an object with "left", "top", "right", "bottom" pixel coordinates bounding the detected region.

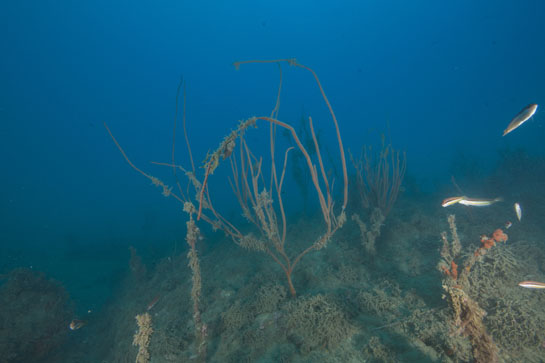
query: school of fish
[{"left": 442, "top": 103, "right": 542, "bottom": 289}]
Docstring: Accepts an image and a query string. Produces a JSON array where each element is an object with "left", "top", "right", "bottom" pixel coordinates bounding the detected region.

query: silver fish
[
  {"left": 441, "top": 196, "right": 465, "bottom": 207},
  {"left": 457, "top": 197, "right": 502, "bottom": 207},
  {"left": 514, "top": 202, "right": 522, "bottom": 221},
  {"left": 518, "top": 281, "right": 545, "bottom": 289},
  {"left": 503, "top": 103, "right": 538, "bottom": 136}
]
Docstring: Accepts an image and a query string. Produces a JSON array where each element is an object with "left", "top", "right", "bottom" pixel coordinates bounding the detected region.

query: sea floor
[{"left": 2, "top": 195, "right": 545, "bottom": 362}]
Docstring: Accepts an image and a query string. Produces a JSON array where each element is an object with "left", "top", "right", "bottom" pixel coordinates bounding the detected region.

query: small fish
[
  {"left": 518, "top": 281, "right": 545, "bottom": 289},
  {"left": 514, "top": 202, "right": 522, "bottom": 221},
  {"left": 147, "top": 295, "right": 160, "bottom": 311},
  {"left": 457, "top": 197, "right": 502, "bottom": 207},
  {"left": 503, "top": 103, "right": 538, "bottom": 136},
  {"left": 441, "top": 196, "right": 465, "bottom": 207},
  {"left": 505, "top": 221, "right": 512, "bottom": 229},
  {"left": 69, "top": 319, "right": 87, "bottom": 330}
]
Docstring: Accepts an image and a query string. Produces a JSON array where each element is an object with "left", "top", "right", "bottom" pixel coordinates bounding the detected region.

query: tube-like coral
[{"left": 133, "top": 312, "right": 153, "bottom": 363}]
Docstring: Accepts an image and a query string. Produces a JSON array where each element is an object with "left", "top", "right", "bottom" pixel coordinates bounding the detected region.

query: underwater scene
[{"left": 2, "top": 1, "right": 545, "bottom": 362}]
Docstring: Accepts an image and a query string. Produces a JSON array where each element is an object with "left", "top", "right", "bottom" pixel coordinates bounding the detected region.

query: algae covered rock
[
  {"left": 284, "top": 294, "right": 355, "bottom": 353},
  {"left": 0, "top": 268, "right": 73, "bottom": 362}
]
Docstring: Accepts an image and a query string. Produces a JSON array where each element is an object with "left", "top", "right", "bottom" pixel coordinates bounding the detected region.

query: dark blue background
[{"left": 1, "top": 0, "right": 544, "bottom": 309}]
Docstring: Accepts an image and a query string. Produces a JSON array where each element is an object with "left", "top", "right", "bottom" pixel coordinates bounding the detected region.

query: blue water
[{"left": 1, "top": 1, "right": 544, "bottom": 362}]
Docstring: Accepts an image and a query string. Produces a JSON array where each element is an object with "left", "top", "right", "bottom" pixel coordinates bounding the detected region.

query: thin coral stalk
[{"left": 234, "top": 58, "right": 348, "bottom": 211}]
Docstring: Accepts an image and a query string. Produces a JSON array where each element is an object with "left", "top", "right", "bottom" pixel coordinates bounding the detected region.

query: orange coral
[
  {"left": 483, "top": 239, "right": 495, "bottom": 249},
  {"left": 492, "top": 228, "right": 508, "bottom": 243},
  {"left": 450, "top": 261, "right": 458, "bottom": 280},
  {"left": 474, "top": 228, "right": 508, "bottom": 257},
  {"left": 480, "top": 235, "right": 495, "bottom": 249},
  {"left": 442, "top": 261, "right": 458, "bottom": 280}
]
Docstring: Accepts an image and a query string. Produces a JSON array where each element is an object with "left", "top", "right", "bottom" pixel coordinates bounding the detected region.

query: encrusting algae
[{"left": 133, "top": 312, "right": 153, "bottom": 363}]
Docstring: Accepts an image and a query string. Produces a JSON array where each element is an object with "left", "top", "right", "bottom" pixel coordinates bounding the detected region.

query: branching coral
[
  {"left": 201, "top": 59, "right": 349, "bottom": 296},
  {"left": 445, "top": 286, "right": 498, "bottom": 362},
  {"left": 352, "top": 208, "right": 384, "bottom": 255},
  {"left": 284, "top": 294, "right": 355, "bottom": 353},
  {"left": 350, "top": 136, "right": 406, "bottom": 216},
  {"left": 439, "top": 215, "right": 500, "bottom": 362},
  {"left": 465, "top": 243, "right": 545, "bottom": 358}
]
